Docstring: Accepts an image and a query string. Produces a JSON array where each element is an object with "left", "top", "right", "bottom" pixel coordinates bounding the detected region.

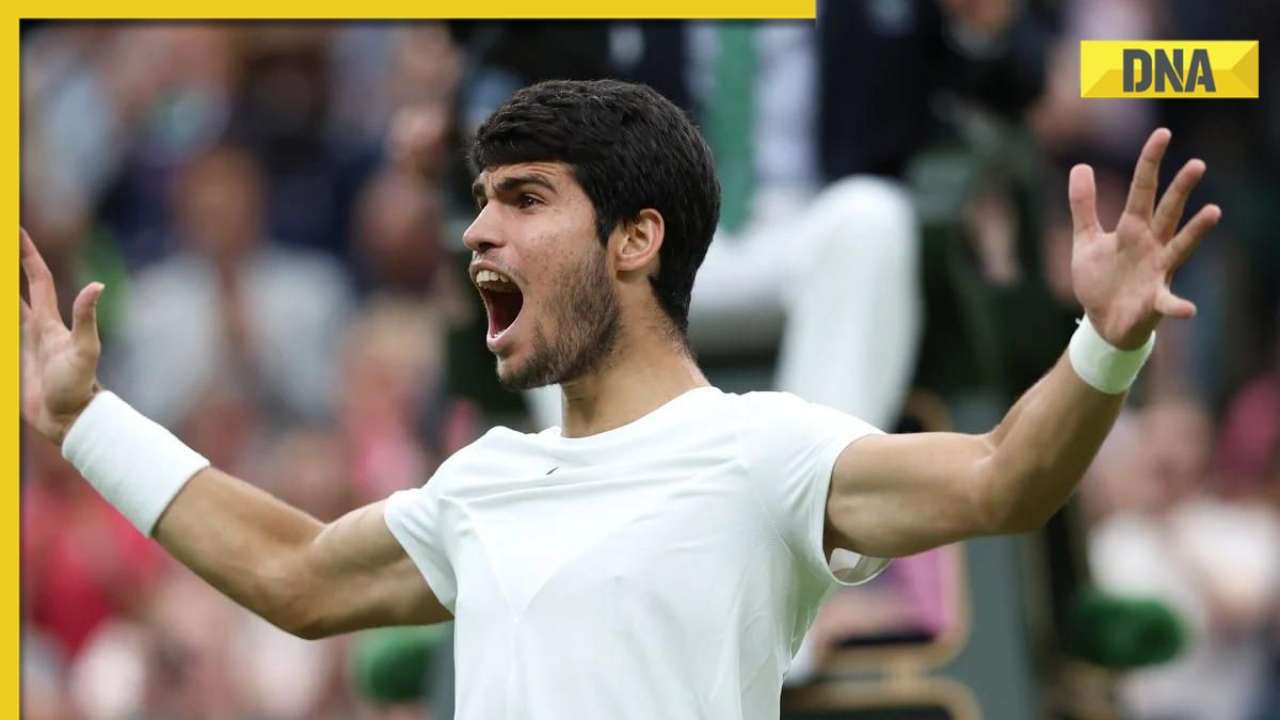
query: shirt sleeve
[
  {"left": 384, "top": 479, "right": 457, "bottom": 612},
  {"left": 740, "top": 392, "right": 891, "bottom": 588}
]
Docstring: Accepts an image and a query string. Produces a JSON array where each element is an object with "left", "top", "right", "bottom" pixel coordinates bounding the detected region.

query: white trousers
[{"left": 525, "top": 176, "right": 921, "bottom": 431}]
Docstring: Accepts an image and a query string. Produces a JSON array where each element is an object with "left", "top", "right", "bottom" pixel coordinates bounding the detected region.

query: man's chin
[{"left": 495, "top": 357, "right": 556, "bottom": 391}]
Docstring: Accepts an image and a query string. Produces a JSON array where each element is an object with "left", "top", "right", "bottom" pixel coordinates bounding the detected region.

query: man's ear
[{"left": 615, "top": 208, "right": 665, "bottom": 276}]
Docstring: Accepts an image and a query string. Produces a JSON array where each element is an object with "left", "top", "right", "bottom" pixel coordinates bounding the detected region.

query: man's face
[{"left": 465, "top": 161, "right": 621, "bottom": 390}]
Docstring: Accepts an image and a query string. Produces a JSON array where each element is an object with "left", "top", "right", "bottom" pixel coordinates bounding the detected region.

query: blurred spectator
[
  {"left": 1029, "top": 0, "right": 1158, "bottom": 163},
  {"left": 383, "top": 25, "right": 463, "bottom": 181},
  {"left": 70, "top": 619, "right": 151, "bottom": 719},
  {"left": 1078, "top": 408, "right": 1143, "bottom": 527},
  {"left": 139, "top": 570, "right": 258, "bottom": 719},
  {"left": 351, "top": 167, "right": 448, "bottom": 297},
  {"left": 178, "top": 379, "right": 269, "bottom": 480},
  {"left": 448, "top": 21, "right": 614, "bottom": 135},
  {"left": 230, "top": 607, "right": 352, "bottom": 719},
  {"left": 23, "top": 27, "right": 175, "bottom": 233},
  {"left": 21, "top": 624, "right": 75, "bottom": 720},
  {"left": 820, "top": 0, "right": 1054, "bottom": 180},
  {"left": 51, "top": 428, "right": 370, "bottom": 720},
  {"left": 89, "top": 24, "right": 238, "bottom": 268},
  {"left": 265, "top": 428, "right": 356, "bottom": 522},
  {"left": 230, "top": 25, "right": 379, "bottom": 258},
  {"left": 22, "top": 437, "right": 167, "bottom": 661},
  {"left": 111, "top": 144, "right": 354, "bottom": 427},
  {"left": 329, "top": 23, "right": 460, "bottom": 147},
  {"left": 340, "top": 299, "right": 477, "bottom": 504},
  {"left": 1088, "top": 396, "right": 1280, "bottom": 720},
  {"left": 1216, "top": 332, "right": 1280, "bottom": 500}
]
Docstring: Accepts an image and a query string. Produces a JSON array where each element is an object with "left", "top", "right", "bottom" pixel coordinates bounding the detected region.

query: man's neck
[{"left": 557, "top": 328, "right": 709, "bottom": 438}]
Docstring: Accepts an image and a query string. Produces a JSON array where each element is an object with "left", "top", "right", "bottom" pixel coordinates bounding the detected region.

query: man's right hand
[
  {"left": 20, "top": 228, "right": 105, "bottom": 445},
  {"left": 20, "top": 228, "right": 449, "bottom": 636}
]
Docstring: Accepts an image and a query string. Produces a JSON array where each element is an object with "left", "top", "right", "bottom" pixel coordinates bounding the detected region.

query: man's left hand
[{"left": 1069, "top": 128, "right": 1221, "bottom": 350}]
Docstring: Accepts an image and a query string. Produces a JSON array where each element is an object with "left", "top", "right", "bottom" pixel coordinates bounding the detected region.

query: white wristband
[
  {"left": 61, "top": 391, "right": 210, "bottom": 536},
  {"left": 1068, "top": 315, "right": 1155, "bottom": 395}
]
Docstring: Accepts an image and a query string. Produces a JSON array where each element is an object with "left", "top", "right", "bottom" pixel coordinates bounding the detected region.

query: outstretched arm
[
  {"left": 20, "top": 230, "right": 449, "bottom": 638},
  {"left": 155, "top": 474, "right": 449, "bottom": 638},
  {"left": 825, "top": 128, "right": 1221, "bottom": 558}
]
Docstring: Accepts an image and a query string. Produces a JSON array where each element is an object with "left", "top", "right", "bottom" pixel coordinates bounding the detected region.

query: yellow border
[
  {"left": 11, "top": 5, "right": 817, "bottom": 717},
  {"left": 21, "top": 1, "right": 816, "bottom": 19},
  {"left": 7, "top": 14, "right": 17, "bottom": 715}
]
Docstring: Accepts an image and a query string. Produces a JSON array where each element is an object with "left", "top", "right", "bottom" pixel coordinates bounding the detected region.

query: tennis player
[{"left": 21, "top": 80, "right": 1219, "bottom": 719}]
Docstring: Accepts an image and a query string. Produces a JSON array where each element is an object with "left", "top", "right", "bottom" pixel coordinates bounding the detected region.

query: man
[{"left": 20, "top": 80, "right": 1218, "bottom": 719}]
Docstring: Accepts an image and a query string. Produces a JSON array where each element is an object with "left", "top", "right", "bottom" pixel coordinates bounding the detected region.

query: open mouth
[{"left": 476, "top": 269, "right": 525, "bottom": 339}]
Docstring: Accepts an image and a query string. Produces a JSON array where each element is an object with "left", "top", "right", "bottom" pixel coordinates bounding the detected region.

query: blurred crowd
[{"left": 18, "top": 3, "right": 1280, "bottom": 719}]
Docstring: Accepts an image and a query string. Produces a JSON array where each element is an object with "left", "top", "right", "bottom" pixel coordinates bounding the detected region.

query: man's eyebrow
[{"left": 472, "top": 174, "right": 558, "bottom": 202}]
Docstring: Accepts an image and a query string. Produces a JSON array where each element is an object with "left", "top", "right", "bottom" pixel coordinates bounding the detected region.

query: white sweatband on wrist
[
  {"left": 1068, "top": 315, "right": 1155, "bottom": 395},
  {"left": 61, "top": 391, "right": 210, "bottom": 536}
]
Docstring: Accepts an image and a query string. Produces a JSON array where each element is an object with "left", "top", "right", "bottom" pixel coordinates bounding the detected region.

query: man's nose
[{"left": 462, "top": 205, "right": 504, "bottom": 254}]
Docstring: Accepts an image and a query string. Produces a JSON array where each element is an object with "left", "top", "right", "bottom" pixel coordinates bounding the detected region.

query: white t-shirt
[{"left": 384, "top": 386, "right": 889, "bottom": 719}]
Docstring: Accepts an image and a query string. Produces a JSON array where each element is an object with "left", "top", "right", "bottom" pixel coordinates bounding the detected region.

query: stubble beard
[{"left": 497, "top": 247, "right": 621, "bottom": 391}]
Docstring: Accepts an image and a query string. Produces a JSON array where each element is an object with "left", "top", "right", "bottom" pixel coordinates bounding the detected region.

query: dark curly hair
[{"left": 471, "top": 79, "right": 721, "bottom": 339}]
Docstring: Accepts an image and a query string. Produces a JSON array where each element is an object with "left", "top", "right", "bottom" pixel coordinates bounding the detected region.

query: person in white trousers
[{"left": 524, "top": 23, "right": 921, "bottom": 432}]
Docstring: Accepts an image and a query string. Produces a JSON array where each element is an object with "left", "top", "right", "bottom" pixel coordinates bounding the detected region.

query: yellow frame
[
  {"left": 10, "top": 3, "right": 818, "bottom": 716},
  {"left": 23, "top": 1, "right": 815, "bottom": 20}
]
